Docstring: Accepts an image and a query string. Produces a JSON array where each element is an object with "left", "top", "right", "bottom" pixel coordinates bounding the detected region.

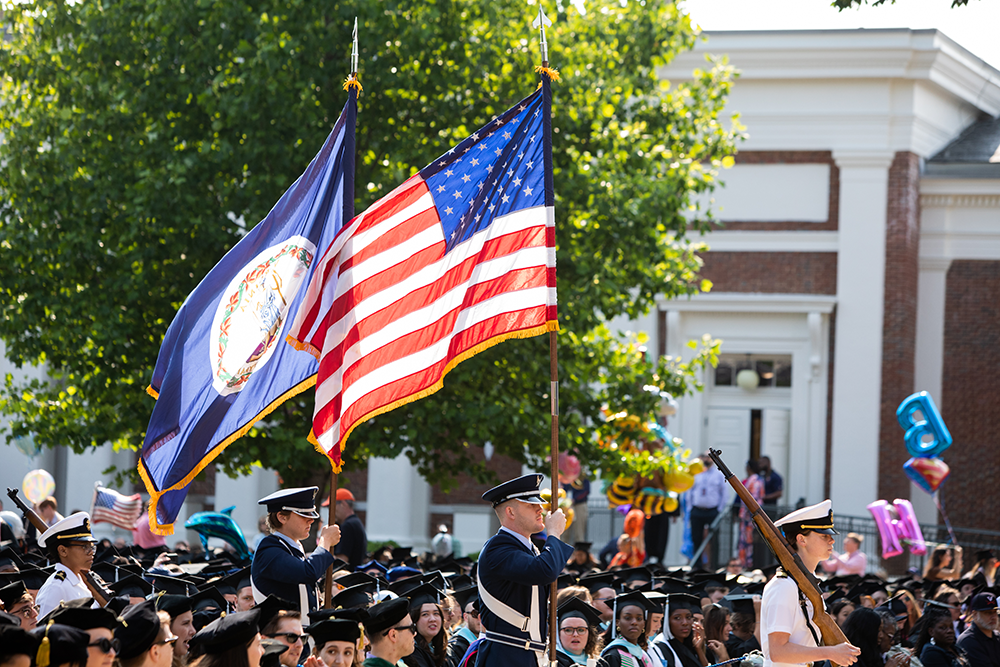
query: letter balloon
[
  {"left": 896, "top": 391, "right": 952, "bottom": 458},
  {"left": 868, "top": 499, "right": 927, "bottom": 559}
]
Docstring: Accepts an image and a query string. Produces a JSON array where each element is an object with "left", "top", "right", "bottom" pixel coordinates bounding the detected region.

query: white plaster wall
[
  {"left": 365, "top": 456, "right": 432, "bottom": 552},
  {"left": 694, "top": 164, "right": 830, "bottom": 222}
]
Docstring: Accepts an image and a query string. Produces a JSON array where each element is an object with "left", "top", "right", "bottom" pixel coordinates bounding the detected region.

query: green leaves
[{"left": 0, "top": 0, "right": 741, "bottom": 489}]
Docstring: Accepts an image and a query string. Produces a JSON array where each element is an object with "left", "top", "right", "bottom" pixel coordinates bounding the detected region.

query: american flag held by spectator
[
  {"left": 91, "top": 484, "right": 143, "bottom": 530},
  {"left": 287, "top": 83, "right": 557, "bottom": 471}
]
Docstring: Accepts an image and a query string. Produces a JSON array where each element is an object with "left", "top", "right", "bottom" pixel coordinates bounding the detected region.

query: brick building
[{"left": 637, "top": 29, "right": 1000, "bottom": 542}]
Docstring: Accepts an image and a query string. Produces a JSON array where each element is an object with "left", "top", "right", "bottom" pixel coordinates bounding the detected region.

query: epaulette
[{"left": 54, "top": 570, "right": 67, "bottom": 581}]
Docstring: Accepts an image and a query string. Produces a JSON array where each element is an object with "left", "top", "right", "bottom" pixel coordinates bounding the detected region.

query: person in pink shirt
[
  {"left": 821, "top": 532, "right": 867, "bottom": 576},
  {"left": 133, "top": 503, "right": 167, "bottom": 550}
]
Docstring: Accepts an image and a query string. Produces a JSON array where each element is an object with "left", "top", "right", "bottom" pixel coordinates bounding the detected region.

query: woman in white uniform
[{"left": 761, "top": 500, "right": 861, "bottom": 667}]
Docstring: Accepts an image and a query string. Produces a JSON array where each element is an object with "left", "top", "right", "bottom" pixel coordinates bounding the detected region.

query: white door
[
  {"left": 762, "top": 408, "right": 791, "bottom": 498},
  {"left": 705, "top": 408, "right": 751, "bottom": 474}
]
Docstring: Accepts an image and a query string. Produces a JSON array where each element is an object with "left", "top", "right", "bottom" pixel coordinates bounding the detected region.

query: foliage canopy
[{"left": 0, "top": 0, "right": 740, "bottom": 493}]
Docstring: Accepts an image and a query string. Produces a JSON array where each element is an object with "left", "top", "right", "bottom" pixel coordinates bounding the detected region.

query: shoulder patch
[{"left": 54, "top": 570, "right": 67, "bottom": 581}]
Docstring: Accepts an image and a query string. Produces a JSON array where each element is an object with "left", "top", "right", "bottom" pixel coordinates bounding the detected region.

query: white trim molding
[
  {"left": 699, "top": 230, "right": 839, "bottom": 253},
  {"left": 657, "top": 292, "right": 837, "bottom": 314}
]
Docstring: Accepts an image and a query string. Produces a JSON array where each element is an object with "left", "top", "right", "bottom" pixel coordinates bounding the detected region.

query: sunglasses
[
  {"left": 269, "top": 632, "right": 306, "bottom": 644},
  {"left": 155, "top": 635, "right": 179, "bottom": 646},
  {"left": 390, "top": 624, "right": 416, "bottom": 634},
  {"left": 88, "top": 638, "right": 121, "bottom": 654}
]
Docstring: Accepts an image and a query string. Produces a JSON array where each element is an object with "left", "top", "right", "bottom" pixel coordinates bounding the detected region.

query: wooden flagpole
[{"left": 324, "top": 469, "right": 338, "bottom": 607}]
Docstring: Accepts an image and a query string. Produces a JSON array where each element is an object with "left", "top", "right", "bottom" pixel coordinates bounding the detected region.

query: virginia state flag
[{"left": 140, "top": 89, "right": 357, "bottom": 535}]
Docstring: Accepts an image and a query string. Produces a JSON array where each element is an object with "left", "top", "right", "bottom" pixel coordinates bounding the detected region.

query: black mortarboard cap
[
  {"left": 744, "top": 581, "right": 766, "bottom": 595},
  {"left": 104, "top": 596, "right": 131, "bottom": 617},
  {"left": 0, "top": 625, "right": 38, "bottom": 658},
  {"left": 691, "top": 572, "right": 733, "bottom": 589},
  {"left": 0, "top": 547, "right": 26, "bottom": 570},
  {"left": 826, "top": 589, "right": 846, "bottom": 605},
  {"left": 252, "top": 594, "right": 298, "bottom": 631},
  {"left": 614, "top": 590, "right": 656, "bottom": 616},
  {"left": 846, "top": 580, "right": 884, "bottom": 604},
  {"left": 331, "top": 582, "right": 376, "bottom": 610},
  {"left": 653, "top": 576, "right": 693, "bottom": 595},
  {"left": 190, "top": 609, "right": 262, "bottom": 654},
  {"left": 405, "top": 583, "right": 442, "bottom": 610},
  {"left": 573, "top": 542, "right": 593, "bottom": 553},
  {"left": 108, "top": 574, "right": 154, "bottom": 598},
  {"left": 390, "top": 547, "right": 414, "bottom": 564},
  {"left": 643, "top": 591, "right": 667, "bottom": 614},
  {"left": 115, "top": 599, "right": 163, "bottom": 660},
  {"left": 335, "top": 572, "right": 379, "bottom": 590},
  {"left": 615, "top": 566, "right": 656, "bottom": 585},
  {"left": 0, "top": 610, "right": 21, "bottom": 627},
  {"left": 666, "top": 593, "right": 703, "bottom": 614},
  {"left": 30, "top": 622, "right": 89, "bottom": 667},
  {"left": 260, "top": 638, "right": 288, "bottom": 667},
  {"left": 154, "top": 594, "right": 192, "bottom": 619},
  {"left": 876, "top": 594, "right": 909, "bottom": 621},
  {"left": 579, "top": 572, "right": 617, "bottom": 594},
  {"left": 481, "top": 474, "right": 546, "bottom": 508},
  {"left": 822, "top": 574, "right": 860, "bottom": 591},
  {"left": 419, "top": 571, "right": 448, "bottom": 591},
  {"left": 0, "top": 581, "right": 28, "bottom": 610},
  {"left": 758, "top": 564, "right": 780, "bottom": 579},
  {"left": 144, "top": 573, "right": 198, "bottom": 596},
  {"left": 190, "top": 587, "right": 229, "bottom": 613},
  {"left": 363, "top": 597, "right": 410, "bottom": 635},
  {"left": 557, "top": 573, "right": 577, "bottom": 590},
  {"left": 306, "top": 618, "right": 361, "bottom": 647},
  {"left": 723, "top": 594, "right": 757, "bottom": 618},
  {"left": 257, "top": 487, "right": 320, "bottom": 519},
  {"left": 0, "top": 568, "right": 49, "bottom": 590},
  {"left": 451, "top": 586, "right": 479, "bottom": 611},
  {"left": 40, "top": 598, "right": 116, "bottom": 630},
  {"left": 557, "top": 596, "right": 603, "bottom": 628}
]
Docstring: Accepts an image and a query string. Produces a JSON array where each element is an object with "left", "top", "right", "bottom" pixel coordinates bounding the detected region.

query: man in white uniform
[
  {"left": 761, "top": 500, "right": 860, "bottom": 667},
  {"left": 35, "top": 512, "right": 98, "bottom": 617}
]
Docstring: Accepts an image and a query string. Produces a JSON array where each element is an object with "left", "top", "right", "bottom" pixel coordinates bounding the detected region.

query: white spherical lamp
[{"left": 736, "top": 368, "right": 760, "bottom": 390}]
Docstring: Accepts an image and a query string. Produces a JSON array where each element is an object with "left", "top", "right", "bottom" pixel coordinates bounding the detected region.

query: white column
[
  {"left": 911, "top": 257, "right": 951, "bottom": 523},
  {"left": 806, "top": 313, "right": 831, "bottom": 504},
  {"left": 366, "top": 456, "right": 431, "bottom": 551},
  {"left": 829, "top": 151, "right": 894, "bottom": 517}
]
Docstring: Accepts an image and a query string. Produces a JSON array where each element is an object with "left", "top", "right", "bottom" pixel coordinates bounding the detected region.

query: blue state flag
[{"left": 140, "top": 89, "right": 357, "bottom": 534}]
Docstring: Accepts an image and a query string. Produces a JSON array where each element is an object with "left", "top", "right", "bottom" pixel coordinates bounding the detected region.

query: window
[{"left": 714, "top": 354, "right": 792, "bottom": 388}]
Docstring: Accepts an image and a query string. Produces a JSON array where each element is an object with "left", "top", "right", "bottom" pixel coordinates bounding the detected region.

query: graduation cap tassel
[{"left": 37, "top": 621, "right": 53, "bottom": 667}]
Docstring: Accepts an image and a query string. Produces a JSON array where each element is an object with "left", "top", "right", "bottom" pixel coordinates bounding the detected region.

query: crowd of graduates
[{"left": 2, "top": 502, "right": 999, "bottom": 667}]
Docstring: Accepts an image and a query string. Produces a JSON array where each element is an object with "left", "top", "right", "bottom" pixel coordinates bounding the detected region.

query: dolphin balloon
[{"left": 184, "top": 506, "right": 251, "bottom": 561}]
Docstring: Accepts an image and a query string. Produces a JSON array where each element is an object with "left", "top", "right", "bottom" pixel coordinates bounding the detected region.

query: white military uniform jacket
[{"left": 35, "top": 563, "right": 91, "bottom": 618}]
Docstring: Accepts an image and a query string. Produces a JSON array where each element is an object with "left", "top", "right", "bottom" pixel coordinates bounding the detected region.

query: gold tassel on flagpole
[
  {"left": 343, "top": 75, "right": 363, "bottom": 94},
  {"left": 534, "top": 65, "right": 561, "bottom": 82}
]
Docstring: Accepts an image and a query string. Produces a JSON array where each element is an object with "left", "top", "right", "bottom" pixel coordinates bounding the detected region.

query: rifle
[
  {"left": 6, "top": 487, "right": 113, "bottom": 606},
  {"left": 708, "top": 449, "right": 850, "bottom": 665}
]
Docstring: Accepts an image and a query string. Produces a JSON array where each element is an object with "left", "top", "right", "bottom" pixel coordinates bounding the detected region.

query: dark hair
[
  {"left": 602, "top": 603, "right": 648, "bottom": 650},
  {"left": 923, "top": 546, "right": 951, "bottom": 578},
  {"left": 265, "top": 511, "right": 289, "bottom": 533},
  {"left": 410, "top": 602, "right": 448, "bottom": 666},
  {"left": 188, "top": 638, "right": 254, "bottom": 667},
  {"left": 559, "top": 614, "right": 603, "bottom": 659},
  {"left": 746, "top": 459, "right": 761, "bottom": 475},
  {"left": 731, "top": 611, "right": 754, "bottom": 636},
  {"left": 841, "top": 607, "right": 883, "bottom": 667},
  {"left": 781, "top": 526, "right": 812, "bottom": 552},
  {"left": 703, "top": 604, "right": 731, "bottom": 644},
  {"left": 830, "top": 598, "right": 856, "bottom": 621},
  {"left": 914, "top": 607, "right": 952, "bottom": 657},
  {"left": 261, "top": 610, "right": 301, "bottom": 638}
]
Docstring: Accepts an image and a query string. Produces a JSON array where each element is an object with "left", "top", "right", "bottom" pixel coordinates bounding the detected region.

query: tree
[
  {"left": 0, "top": 0, "right": 740, "bottom": 494},
  {"left": 832, "top": 0, "right": 971, "bottom": 8}
]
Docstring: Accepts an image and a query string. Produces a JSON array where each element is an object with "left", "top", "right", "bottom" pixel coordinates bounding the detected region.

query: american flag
[
  {"left": 91, "top": 485, "right": 143, "bottom": 530},
  {"left": 287, "top": 84, "right": 557, "bottom": 469}
]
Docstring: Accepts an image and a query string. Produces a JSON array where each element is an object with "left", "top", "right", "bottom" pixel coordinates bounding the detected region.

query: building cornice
[{"left": 657, "top": 292, "right": 837, "bottom": 314}]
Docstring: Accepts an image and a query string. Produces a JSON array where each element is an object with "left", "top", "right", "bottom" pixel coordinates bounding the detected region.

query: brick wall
[
  {"left": 699, "top": 252, "right": 838, "bottom": 294},
  {"left": 877, "top": 152, "right": 921, "bottom": 508},
  {"left": 705, "top": 151, "right": 839, "bottom": 231},
  {"left": 941, "top": 260, "right": 1000, "bottom": 531}
]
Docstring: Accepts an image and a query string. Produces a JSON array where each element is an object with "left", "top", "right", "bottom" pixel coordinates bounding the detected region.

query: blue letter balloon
[{"left": 896, "top": 391, "right": 952, "bottom": 458}]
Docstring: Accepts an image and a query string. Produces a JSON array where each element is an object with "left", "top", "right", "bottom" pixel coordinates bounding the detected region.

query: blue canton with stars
[{"left": 420, "top": 90, "right": 547, "bottom": 253}]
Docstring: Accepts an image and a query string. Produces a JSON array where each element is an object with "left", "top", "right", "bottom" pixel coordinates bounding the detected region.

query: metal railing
[{"left": 584, "top": 497, "right": 1000, "bottom": 572}]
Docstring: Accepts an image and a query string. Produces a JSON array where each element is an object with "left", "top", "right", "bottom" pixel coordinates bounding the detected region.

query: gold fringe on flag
[
  {"left": 534, "top": 65, "right": 561, "bottom": 82},
  {"left": 343, "top": 75, "right": 363, "bottom": 93}
]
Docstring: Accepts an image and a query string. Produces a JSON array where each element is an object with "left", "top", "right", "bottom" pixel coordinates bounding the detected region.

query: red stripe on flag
[
  {"left": 335, "top": 305, "right": 551, "bottom": 435},
  {"left": 315, "top": 226, "right": 549, "bottom": 383}
]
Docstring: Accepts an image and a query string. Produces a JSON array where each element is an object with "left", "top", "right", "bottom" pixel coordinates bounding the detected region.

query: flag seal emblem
[{"left": 210, "top": 235, "right": 316, "bottom": 395}]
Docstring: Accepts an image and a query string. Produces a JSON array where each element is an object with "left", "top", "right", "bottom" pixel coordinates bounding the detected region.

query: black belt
[{"left": 483, "top": 630, "right": 547, "bottom": 653}]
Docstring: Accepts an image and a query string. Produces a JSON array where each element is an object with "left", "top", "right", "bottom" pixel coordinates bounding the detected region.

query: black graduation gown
[
  {"left": 724, "top": 632, "right": 760, "bottom": 660},
  {"left": 652, "top": 638, "right": 702, "bottom": 667},
  {"left": 403, "top": 643, "right": 439, "bottom": 667}
]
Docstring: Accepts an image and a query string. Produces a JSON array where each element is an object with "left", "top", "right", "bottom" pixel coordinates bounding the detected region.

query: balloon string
[{"left": 934, "top": 491, "right": 958, "bottom": 545}]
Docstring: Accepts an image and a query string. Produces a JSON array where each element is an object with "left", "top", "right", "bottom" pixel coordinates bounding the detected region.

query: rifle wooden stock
[
  {"left": 707, "top": 450, "right": 850, "bottom": 666},
  {"left": 6, "top": 487, "right": 112, "bottom": 607}
]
